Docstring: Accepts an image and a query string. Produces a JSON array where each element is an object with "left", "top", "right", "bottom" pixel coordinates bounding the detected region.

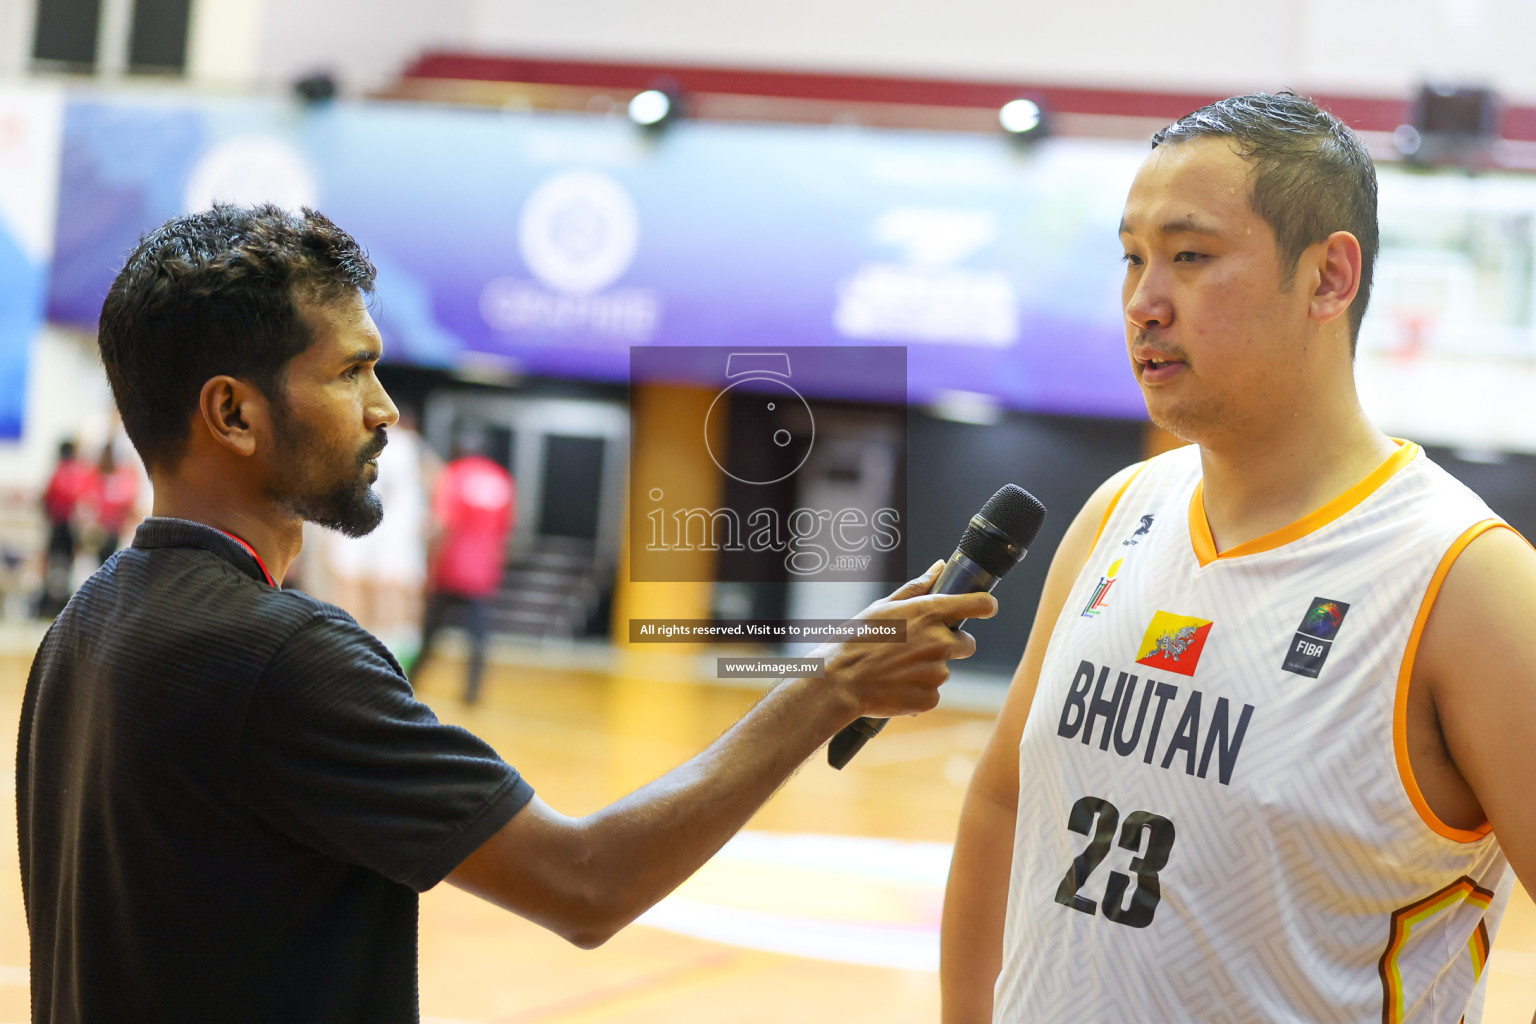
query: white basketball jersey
[{"left": 995, "top": 442, "right": 1515, "bottom": 1024}]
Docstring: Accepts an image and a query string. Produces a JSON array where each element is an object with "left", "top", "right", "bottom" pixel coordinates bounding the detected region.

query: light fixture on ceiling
[
  {"left": 629, "top": 86, "right": 682, "bottom": 130},
  {"left": 999, "top": 97, "right": 1047, "bottom": 141}
]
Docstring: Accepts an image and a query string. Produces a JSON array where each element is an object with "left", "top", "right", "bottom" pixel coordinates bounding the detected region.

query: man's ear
[
  {"left": 1309, "top": 230, "right": 1363, "bottom": 326},
  {"left": 197, "top": 376, "right": 267, "bottom": 458}
]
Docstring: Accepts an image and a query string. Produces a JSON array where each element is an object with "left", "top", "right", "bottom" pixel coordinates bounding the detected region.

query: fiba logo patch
[
  {"left": 1282, "top": 597, "right": 1350, "bottom": 678},
  {"left": 518, "top": 169, "right": 640, "bottom": 294}
]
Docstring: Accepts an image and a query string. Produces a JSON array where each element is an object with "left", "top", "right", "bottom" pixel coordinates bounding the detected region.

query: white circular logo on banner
[
  {"left": 518, "top": 169, "right": 639, "bottom": 295},
  {"left": 183, "top": 135, "right": 320, "bottom": 214}
]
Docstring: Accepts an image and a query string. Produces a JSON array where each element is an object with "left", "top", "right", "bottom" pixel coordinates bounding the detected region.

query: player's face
[
  {"left": 265, "top": 292, "right": 398, "bottom": 536},
  {"left": 1118, "top": 136, "right": 1315, "bottom": 443}
]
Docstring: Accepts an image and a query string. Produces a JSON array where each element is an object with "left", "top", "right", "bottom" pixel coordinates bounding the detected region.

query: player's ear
[
  {"left": 197, "top": 376, "right": 267, "bottom": 458},
  {"left": 1309, "top": 231, "right": 1362, "bottom": 326}
]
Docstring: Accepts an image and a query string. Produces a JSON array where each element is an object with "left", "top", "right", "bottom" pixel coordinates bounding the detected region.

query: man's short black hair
[
  {"left": 97, "top": 204, "right": 377, "bottom": 472},
  {"left": 1151, "top": 91, "right": 1379, "bottom": 351}
]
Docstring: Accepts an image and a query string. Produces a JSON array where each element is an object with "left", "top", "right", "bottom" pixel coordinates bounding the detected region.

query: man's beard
[{"left": 268, "top": 399, "right": 387, "bottom": 538}]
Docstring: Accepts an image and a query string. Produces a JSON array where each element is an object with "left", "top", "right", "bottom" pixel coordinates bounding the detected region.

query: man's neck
[
  {"left": 150, "top": 477, "right": 303, "bottom": 585},
  {"left": 1195, "top": 388, "right": 1397, "bottom": 556}
]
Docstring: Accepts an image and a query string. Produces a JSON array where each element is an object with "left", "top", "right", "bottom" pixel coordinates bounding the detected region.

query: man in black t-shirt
[{"left": 17, "top": 205, "right": 992, "bottom": 1023}]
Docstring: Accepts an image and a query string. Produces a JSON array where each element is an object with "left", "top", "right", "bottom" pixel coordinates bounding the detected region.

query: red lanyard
[{"left": 215, "top": 529, "right": 276, "bottom": 587}]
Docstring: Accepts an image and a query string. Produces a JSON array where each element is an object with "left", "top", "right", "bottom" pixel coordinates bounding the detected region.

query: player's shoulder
[
  {"left": 1398, "top": 458, "right": 1527, "bottom": 699},
  {"left": 1090, "top": 444, "right": 1200, "bottom": 510},
  {"left": 1436, "top": 522, "right": 1536, "bottom": 609},
  {"left": 1049, "top": 459, "right": 1154, "bottom": 568},
  {"left": 1399, "top": 446, "right": 1509, "bottom": 519},
  {"left": 1412, "top": 523, "right": 1536, "bottom": 733},
  {"left": 1050, "top": 447, "right": 1196, "bottom": 572},
  {"left": 1076, "top": 446, "right": 1192, "bottom": 528},
  {"left": 1086, "top": 459, "right": 1151, "bottom": 519}
]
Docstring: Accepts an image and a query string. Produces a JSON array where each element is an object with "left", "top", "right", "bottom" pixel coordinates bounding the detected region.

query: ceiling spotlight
[
  {"left": 999, "top": 98, "right": 1046, "bottom": 138},
  {"left": 628, "top": 88, "right": 678, "bottom": 128}
]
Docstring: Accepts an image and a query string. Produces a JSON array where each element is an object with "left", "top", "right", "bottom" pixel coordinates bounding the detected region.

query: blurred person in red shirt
[
  {"left": 410, "top": 429, "right": 514, "bottom": 704},
  {"left": 37, "top": 440, "right": 92, "bottom": 617},
  {"left": 86, "top": 443, "right": 142, "bottom": 564}
]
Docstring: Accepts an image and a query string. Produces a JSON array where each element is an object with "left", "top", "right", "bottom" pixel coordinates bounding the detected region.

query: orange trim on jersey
[
  {"left": 1377, "top": 875, "right": 1495, "bottom": 1024},
  {"left": 1188, "top": 441, "right": 1421, "bottom": 568},
  {"left": 1470, "top": 918, "right": 1490, "bottom": 981},
  {"left": 1392, "top": 519, "right": 1514, "bottom": 843},
  {"left": 1085, "top": 462, "right": 1148, "bottom": 564}
]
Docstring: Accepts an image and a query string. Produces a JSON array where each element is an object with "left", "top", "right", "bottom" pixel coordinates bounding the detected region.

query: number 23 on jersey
[{"left": 1054, "top": 795, "right": 1177, "bottom": 929}]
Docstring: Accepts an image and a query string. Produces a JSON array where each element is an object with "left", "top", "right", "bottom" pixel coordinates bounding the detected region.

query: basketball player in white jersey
[{"left": 941, "top": 92, "right": 1536, "bottom": 1023}]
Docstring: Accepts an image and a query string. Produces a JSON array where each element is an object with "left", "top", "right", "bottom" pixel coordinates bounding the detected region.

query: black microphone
[{"left": 827, "top": 484, "right": 1047, "bottom": 770}]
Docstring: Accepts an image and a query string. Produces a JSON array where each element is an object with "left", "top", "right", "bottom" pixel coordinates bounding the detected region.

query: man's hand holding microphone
[
  {"left": 811, "top": 561, "right": 997, "bottom": 725},
  {"left": 824, "top": 484, "right": 1047, "bottom": 767}
]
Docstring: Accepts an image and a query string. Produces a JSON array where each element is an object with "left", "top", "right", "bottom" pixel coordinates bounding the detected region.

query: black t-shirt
[{"left": 17, "top": 518, "right": 534, "bottom": 1023}]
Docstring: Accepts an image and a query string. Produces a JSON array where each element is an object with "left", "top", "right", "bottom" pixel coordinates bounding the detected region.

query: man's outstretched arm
[
  {"left": 940, "top": 466, "right": 1137, "bottom": 1024},
  {"left": 448, "top": 563, "right": 997, "bottom": 948}
]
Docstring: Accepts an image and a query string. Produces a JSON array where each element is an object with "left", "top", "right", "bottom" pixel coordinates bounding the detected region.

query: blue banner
[
  {"left": 49, "top": 95, "right": 1147, "bottom": 418},
  {"left": 0, "top": 87, "right": 65, "bottom": 441}
]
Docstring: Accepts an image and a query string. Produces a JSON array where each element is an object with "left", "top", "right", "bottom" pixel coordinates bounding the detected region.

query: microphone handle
[{"left": 827, "top": 553, "right": 1002, "bottom": 770}]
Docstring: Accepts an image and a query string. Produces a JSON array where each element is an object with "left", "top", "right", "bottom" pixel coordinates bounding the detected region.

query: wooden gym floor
[{"left": 1, "top": 642, "right": 1535, "bottom": 1022}]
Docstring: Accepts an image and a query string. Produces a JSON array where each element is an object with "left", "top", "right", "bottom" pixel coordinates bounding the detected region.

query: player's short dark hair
[
  {"left": 97, "top": 204, "right": 376, "bottom": 472},
  {"left": 1151, "top": 91, "right": 1378, "bottom": 351}
]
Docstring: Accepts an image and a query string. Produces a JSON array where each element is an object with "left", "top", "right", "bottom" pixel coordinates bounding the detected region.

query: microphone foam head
[
  {"left": 957, "top": 485, "right": 1047, "bottom": 578},
  {"left": 980, "top": 484, "right": 1047, "bottom": 548}
]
